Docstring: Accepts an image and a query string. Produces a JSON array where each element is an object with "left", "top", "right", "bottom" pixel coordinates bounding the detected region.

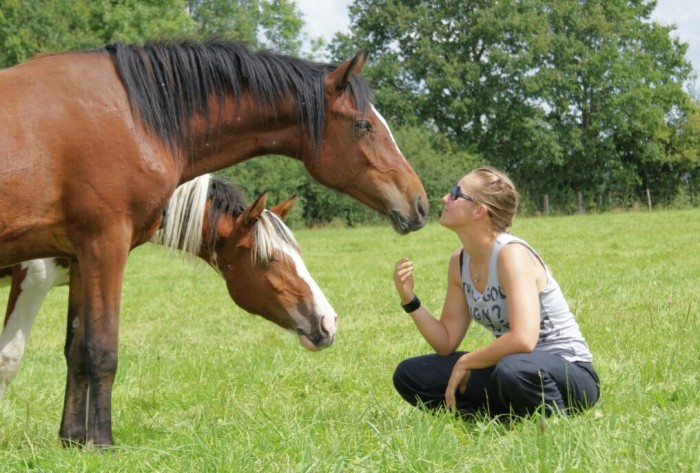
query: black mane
[
  {"left": 104, "top": 39, "right": 372, "bottom": 155},
  {"left": 205, "top": 176, "right": 298, "bottom": 260},
  {"left": 205, "top": 176, "right": 248, "bottom": 249}
]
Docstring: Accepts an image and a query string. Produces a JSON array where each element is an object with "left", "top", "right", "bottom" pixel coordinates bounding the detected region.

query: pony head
[{"left": 211, "top": 192, "right": 337, "bottom": 350}]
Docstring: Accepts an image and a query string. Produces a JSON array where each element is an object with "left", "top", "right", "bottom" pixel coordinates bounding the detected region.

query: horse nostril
[
  {"left": 320, "top": 315, "right": 336, "bottom": 337},
  {"left": 416, "top": 195, "right": 428, "bottom": 219}
]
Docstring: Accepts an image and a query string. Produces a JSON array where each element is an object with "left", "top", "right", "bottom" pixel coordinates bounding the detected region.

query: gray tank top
[{"left": 461, "top": 233, "right": 593, "bottom": 362}]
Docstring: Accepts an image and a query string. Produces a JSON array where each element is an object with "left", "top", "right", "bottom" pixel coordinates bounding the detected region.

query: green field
[{"left": 1, "top": 210, "right": 699, "bottom": 472}]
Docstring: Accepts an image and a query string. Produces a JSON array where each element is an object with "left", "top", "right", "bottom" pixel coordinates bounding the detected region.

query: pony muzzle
[{"left": 296, "top": 314, "right": 336, "bottom": 351}]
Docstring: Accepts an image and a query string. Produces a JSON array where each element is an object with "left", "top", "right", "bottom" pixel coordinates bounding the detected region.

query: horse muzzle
[
  {"left": 296, "top": 314, "right": 336, "bottom": 351},
  {"left": 391, "top": 208, "right": 427, "bottom": 235}
]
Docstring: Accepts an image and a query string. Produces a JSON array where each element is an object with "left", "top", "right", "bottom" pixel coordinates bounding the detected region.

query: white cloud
[
  {"left": 297, "top": 0, "right": 351, "bottom": 42},
  {"left": 652, "top": 0, "right": 700, "bottom": 81}
]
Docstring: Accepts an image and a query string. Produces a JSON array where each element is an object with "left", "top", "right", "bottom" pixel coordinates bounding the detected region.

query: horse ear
[
  {"left": 270, "top": 195, "right": 297, "bottom": 222},
  {"left": 325, "top": 50, "right": 368, "bottom": 92},
  {"left": 242, "top": 191, "right": 268, "bottom": 226}
]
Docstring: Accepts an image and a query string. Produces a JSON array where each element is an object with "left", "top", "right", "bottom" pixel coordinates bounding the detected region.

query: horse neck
[{"left": 180, "top": 96, "right": 305, "bottom": 182}]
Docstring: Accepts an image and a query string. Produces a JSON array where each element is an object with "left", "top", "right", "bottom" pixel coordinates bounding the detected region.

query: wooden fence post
[
  {"left": 543, "top": 194, "right": 549, "bottom": 216},
  {"left": 646, "top": 188, "right": 652, "bottom": 211},
  {"left": 577, "top": 191, "right": 583, "bottom": 214}
]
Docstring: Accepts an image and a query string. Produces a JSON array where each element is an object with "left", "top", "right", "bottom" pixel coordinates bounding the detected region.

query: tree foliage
[
  {"left": 331, "top": 0, "right": 700, "bottom": 212},
  {"left": 0, "top": 0, "right": 305, "bottom": 68},
  {"left": 0, "top": 0, "right": 196, "bottom": 67},
  {"left": 185, "top": 0, "right": 303, "bottom": 54}
]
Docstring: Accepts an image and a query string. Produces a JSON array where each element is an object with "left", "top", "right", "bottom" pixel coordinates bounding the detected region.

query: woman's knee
[
  {"left": 392, "top": 357, "right": 424, "bottom": 389},
  {"left": 392, "top": 359, "right": 422, "bottom": 405},
  {"left": 392, "top": 359, "right": 409, "bottom": 390}
]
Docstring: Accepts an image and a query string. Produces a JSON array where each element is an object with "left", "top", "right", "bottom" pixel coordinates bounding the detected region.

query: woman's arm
[{"left": 394, "top": 249, "right": 471, "bottom": 355}]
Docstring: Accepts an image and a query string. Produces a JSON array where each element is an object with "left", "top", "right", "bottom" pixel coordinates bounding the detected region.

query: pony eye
[
  {"left": 354, "top": 120, "right": 373, "bottom": 135},
  {"left": 266, "top": 255, "right": 279, "bottom": 264}
]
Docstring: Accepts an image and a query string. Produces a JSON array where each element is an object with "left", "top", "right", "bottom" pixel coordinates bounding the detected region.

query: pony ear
[
  {"left": 242, "top": 191, "right": 268, "bottom": 226},
  {"left": 325, "top": 50, "right": 368, "bottom": 92},
  {"left": 270, "top": 195, "right": 297, "bottom": 222}
]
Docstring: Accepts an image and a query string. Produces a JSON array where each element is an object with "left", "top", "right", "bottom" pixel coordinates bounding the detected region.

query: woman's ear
[{"left": 474, "top": 204, "right": 489, "bottom": 220}]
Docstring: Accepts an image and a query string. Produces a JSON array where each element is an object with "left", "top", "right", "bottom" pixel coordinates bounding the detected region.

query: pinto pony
[
  {"left": 0, "top": 40, "right": 426, "bottom": 446},
  {"left": 0, "top": 174, "right": 335, "bottom": 400}
]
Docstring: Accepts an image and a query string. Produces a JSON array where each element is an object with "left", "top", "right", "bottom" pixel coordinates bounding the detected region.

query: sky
[{"left": 296, "top": 0, "right": 700, "bottom": 82}]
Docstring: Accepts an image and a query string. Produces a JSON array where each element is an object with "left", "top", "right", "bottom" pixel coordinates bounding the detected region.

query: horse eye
[{"left": 354, "top": 120, "right": 373, "bottom": 135}]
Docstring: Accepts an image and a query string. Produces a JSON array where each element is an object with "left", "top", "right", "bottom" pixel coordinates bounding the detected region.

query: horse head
[
  {"left": 300, "top": 51, "right": 429, "bottom": 235},
  {"left": 211, "top": 192, "right": 337, "bottom": 351}
]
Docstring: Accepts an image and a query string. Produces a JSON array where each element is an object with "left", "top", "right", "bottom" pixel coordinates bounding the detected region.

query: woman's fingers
[{"left": 394, "top": 259, "right": 414, "bottom": 281}]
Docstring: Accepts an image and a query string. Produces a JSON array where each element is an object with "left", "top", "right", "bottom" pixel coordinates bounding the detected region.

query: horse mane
[
  {"left": 152, "top": 174, "right": 300, "bottom": 265},
  {"left": 104, "top": 39, "right": 373, "bottom": 155},
  {"left": 151, "top": 175, "right": 215, "bottom": 258}
]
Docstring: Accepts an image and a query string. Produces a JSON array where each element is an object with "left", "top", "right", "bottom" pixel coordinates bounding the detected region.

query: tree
[
  {"left": 0, "top": 0, "right": 195, "bottom": 68},
  {"left": 1, "top": 0, "right": 90, "bottom": 67},
  {"left": 0, "top": 0, "right": 306, "bottom": 68},
  {"left": 331, "top": 0, "right": 699, "bottom": 211},
  {"left": 91, "top": 0, "right": 197, "bottom": 43},
  {"left": 185, "top": 0, "right": 303, "bottom": 54}
]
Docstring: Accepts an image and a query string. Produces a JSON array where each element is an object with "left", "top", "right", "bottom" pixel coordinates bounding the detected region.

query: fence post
[
  {"left": 646, "top": 188, "right": 652, "bottom": 211},
  {"left": 543, "top": 194, "right": 549, "bottom": 216},
  {"left": 577, "top": 191, "right": 583, "bottom": 214}
]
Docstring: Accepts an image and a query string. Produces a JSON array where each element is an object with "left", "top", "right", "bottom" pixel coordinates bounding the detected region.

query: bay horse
[
  {"left": 0, "top": 174, "right": 336, "bottom": 400},
  {"left": 0, "top": 39, "right": 426, "bottom": 446}
]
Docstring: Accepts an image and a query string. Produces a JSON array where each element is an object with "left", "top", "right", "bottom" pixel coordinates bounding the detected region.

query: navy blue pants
[{"left": 393, "top": 351, "right": 599, "bottom": 417}]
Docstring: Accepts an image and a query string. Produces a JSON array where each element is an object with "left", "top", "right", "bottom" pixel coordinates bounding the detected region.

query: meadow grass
[{"left": 1, "top": 209, "right": 699, "bottom": 472}]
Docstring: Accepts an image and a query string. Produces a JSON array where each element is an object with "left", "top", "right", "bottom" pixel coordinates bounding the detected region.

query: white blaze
[
  {"left": 286, "top": 249, "right": 337, "bottom": 337},
  {"left": 372, "top": 104, "right": 404, "bottom": 158}
]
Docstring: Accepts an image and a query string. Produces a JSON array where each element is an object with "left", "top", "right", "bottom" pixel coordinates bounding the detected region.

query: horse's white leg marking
[{"left": 0, "top": 259, "right": 69, "bottom": 400}]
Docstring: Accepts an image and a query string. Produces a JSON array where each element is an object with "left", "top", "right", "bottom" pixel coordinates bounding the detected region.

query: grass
[{"left": 1, "top": 209, "right": 699, "bottom": 472}]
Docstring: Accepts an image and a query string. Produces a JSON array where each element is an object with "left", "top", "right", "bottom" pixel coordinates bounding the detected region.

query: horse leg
[
  {"left": 60, "top": 235, "right": 128, "bottom": 447},
  {"left": 0, "top": 259, "right": 69, "bottom": 400},
  {"left": 59, "top": 260, "right": 89, "bottom": 445},
  {"left": 80, "top": 237, "right": 129, "bottom": 447},
  {"left": 64, "top": 258, "right": 82, "bottom": 363}
]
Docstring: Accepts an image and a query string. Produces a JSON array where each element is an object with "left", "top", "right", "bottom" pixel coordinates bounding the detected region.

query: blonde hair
[{"left": 468, "top": 166, "right": 519, "bottom": 233}]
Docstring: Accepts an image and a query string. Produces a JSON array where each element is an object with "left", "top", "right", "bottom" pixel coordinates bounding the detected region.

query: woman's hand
[
  {"left": 445, "top": 355, "right": 471, "bottom": 410},
  {"left": 393, "top": 257, "right": 415, "bottom": 303}
]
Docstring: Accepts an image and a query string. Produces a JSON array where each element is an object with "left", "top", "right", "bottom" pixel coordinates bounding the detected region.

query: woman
[{"left": 393, "top": 167, "right": 599, "bottom": 418}]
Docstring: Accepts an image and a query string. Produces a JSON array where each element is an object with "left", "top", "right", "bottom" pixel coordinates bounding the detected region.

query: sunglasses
[{"left": 449, "top": 185, "right": 475, "bottom": 202}]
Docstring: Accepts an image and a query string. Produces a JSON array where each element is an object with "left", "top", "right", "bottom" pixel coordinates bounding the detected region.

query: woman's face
[{"left": 438, "top": 174, "right": 478, "bottom": 229}]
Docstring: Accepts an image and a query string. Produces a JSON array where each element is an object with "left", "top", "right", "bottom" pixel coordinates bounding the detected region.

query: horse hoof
[
  {"left": 60, "top": 435, "right": 86, "bottom": 448},
  {"left": 85, "top": 433, "right": 115, "bottom": 448}
]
